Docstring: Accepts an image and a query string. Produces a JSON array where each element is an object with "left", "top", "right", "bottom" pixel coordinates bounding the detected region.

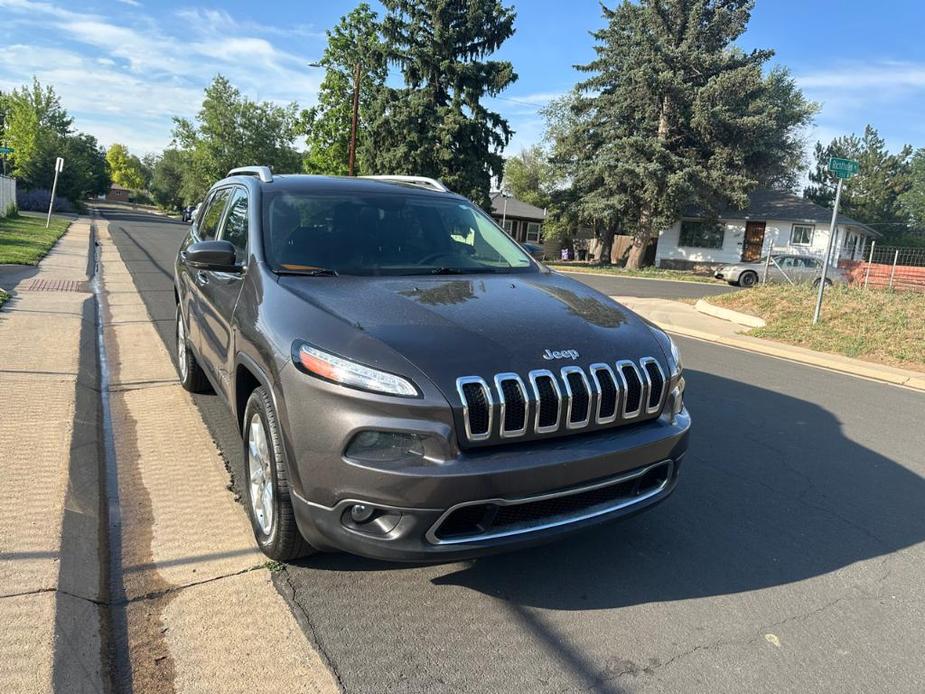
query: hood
[{"left": 277, "top": 271, "right": 667, "bottom": 391}]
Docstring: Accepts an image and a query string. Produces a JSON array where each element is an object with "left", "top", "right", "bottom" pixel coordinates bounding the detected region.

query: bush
[
  {"left": 3, "top": 203, "right": 17, "bottom": 218},
  {"left": 15, "top": 188, "right": 75, "bottom": 214},
  {"left": 128, "top": 190, "right": 154, "bottom": 206}
]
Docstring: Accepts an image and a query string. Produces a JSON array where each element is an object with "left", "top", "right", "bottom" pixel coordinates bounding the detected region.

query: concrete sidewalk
[
  {"left": 95, "top": 218, "right": 338, "bottom": 693},
  {"left": 616, "top": 295, "right": 925, "bottom": 391},
  {"left": 0, "top": 218, "right": 105, "bottom": 692}
]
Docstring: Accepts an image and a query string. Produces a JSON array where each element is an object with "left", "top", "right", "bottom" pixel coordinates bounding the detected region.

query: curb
[
  {"left": 656, "top": 322, "right": 925, "bottom": 392},
  {"left": 694, "top": 299, "right": 766, "bottom": 328},
  {"left": 554, "top": 267, "right": 722, "bottom": 287}
]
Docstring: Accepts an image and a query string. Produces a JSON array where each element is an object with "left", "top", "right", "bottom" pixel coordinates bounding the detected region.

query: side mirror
[{"left": 184, "top": 240, "right": 241, "bottom": 273}]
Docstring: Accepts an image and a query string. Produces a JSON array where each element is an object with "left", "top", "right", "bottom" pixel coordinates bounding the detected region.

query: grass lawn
[
  {"left": 0, "top": 288, "right": 7, "bottom": 308},
  {"left": 547, "top": 262, "right": 720, "bottom": 284},
  {"left": 0, "top": 213, "right": 72, "bottom": 265},
  {"left": 709, "top": 284, "right": 925, "bottom": 372}
]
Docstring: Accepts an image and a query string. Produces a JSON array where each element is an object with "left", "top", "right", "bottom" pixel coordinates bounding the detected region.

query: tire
[
  {"left": 242, "top": 386, "right": 314, "bottom": 561},
  {"left": 739, "top": 271, "right": 758, "bottom": 288},
  {"left": 176, "top": 304, "right": 210, "bottom": 393},
  {"left": 813, "top": 278, "right": 833, "bottom": 288},
  {"left": 728, "top": 280, "right": 740, "bottom": 287}
]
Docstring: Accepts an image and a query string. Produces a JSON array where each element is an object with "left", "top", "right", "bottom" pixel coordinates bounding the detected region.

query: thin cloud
[{"left": 797, "top": 61, "right": 925, "bottom": 91}]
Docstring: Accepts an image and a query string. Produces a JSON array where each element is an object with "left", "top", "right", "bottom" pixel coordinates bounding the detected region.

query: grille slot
[
  {"left": 495, "top": 373, "right": 528, "bottom": 438},
  {"left": 456, "top": 377, "right": 492, "bottom": 441},
  {"left": 561, "top": 366, "right": 591, "bottom": 428},
  {"left": 617, "top": 361, "right": 644, "bottom": 418},
  {"left": 641, "top": 358, "right": 666, "bottom": 414},
  {"left": 589, "top": 364, "right": 618, "bottom": 424},
  {"left": 529, "top": 370, "right": 562, "bottom": 433},
  {"left": 429, "top": 460, "right": 674, "bottom": 543}
]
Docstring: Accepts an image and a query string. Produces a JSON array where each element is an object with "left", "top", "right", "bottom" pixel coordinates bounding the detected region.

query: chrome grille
[{"left": 456, "top": 357, "right": 667, "bottom": 443}]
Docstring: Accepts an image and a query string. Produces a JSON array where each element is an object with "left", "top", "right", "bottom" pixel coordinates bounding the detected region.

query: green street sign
[
  {"left": 829, "top": 157, "right": 859, "bottom": 179},
  {"left": 0, "top": 147, "right": 14, "bottom": 154}
]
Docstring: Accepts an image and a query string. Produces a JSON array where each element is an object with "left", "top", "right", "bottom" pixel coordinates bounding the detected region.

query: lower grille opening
[{"left": 432, "top": 461, "right": 673, "bottom": 542}]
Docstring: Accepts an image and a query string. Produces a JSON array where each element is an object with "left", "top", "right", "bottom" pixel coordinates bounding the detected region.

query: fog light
[
  {"left": 346, "top": 431, "right": 425, "bottom": 463},
  {"left": 350, "top": 504, "right": 375, "bottom": 523}
]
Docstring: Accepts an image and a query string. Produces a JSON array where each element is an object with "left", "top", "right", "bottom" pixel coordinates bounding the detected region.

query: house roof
[
  {"left": 684, "top": 188, "right": 880, "bottom": 237},
  {"left": 109, "top": 184, "right": 131, "bottom": 192},
  {"left": 489, "top": 193, "right": 546, "bottom": 221}
]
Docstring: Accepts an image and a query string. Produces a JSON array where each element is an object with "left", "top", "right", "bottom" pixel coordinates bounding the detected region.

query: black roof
[
  {"left": 684, "top": 188, "right": 879, "bottom": 237},
  {"left": 489, "top": 193, "right": 546, "bottom": 221}
]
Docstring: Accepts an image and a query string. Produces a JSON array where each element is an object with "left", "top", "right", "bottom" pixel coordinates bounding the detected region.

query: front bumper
[{"left": 290, "top": 409, "right": 690, "bottom": 562}]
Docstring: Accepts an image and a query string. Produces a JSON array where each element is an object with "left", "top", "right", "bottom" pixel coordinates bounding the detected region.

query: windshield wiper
[
  {"left": 429, "top": 267, "right": 467, "bottom": 275},
  {"left": 275, "top": 267, "right": 339, "bottom": 277}
]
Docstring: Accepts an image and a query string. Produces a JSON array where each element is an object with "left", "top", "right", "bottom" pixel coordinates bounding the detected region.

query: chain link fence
[{"left": 840, "top": 241, "right": 925, "bottom": 293}]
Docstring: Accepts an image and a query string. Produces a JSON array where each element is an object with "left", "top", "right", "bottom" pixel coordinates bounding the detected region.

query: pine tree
[
  {"left": 303, "top": 4, "right": 387, "bottom": 176},
  {"left": 804, "top": 125, "right": 913, "bottom": 241},
  {"left": 371, "top": 0, "right": 517, "bottom": 209},
  {"left": 559, "top": 0, "right": 815, "bottom": 267}
]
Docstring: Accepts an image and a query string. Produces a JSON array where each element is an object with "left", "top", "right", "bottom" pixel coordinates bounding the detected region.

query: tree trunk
[
  {"left": 626, "top": 211, "right": 654, "bottom": 269},
  {"left": 598, "top": 225, "right": 615, "bottom": 265}
]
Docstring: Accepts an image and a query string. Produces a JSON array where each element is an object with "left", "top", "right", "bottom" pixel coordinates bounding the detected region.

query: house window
[
  {"left": 791, "top": 224, "right": 814, "bottom": 246},
  {"left": 526, "top": 222, "right": 541, "bottom": 242},
  {"left": 501, "top": 219, "right": 513, "bottom": 236},
  {"left": 678, "top": 220, "right": 724, "bottom": 249}
]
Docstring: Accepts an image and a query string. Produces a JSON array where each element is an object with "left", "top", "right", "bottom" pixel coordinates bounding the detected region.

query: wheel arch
[{"left": 234, "top": 353, "right": 277, "bottom": 433}]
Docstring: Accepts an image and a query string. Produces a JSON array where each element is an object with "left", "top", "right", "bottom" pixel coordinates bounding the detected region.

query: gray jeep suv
[{"left": 174, "top": 168, "right": 690, "bottom": 562}]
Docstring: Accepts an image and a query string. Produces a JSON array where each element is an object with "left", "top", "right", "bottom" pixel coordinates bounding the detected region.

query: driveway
[
  {"left": 558, "top": 270, "right": 736, "bottom": 299},
  {"left": 104, "top": 206, "right": 925, "bottom": 694}
]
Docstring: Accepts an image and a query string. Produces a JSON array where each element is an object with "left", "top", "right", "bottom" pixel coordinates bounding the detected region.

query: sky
[{"left": 1, "top": 0, "right": 924, "bottom": 167}]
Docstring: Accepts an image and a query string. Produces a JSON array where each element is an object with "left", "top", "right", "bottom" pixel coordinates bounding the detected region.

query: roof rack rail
[
  {"left": 227, "top": 166, "right": 273, "bottom": 183},
  {"left": 360, "top": 175, "right": 449, "bottom": 193}
]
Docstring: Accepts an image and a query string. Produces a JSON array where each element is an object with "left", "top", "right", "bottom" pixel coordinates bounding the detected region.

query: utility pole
[{"left": 348, "top": 61, "right": 361, "bottom": 177}]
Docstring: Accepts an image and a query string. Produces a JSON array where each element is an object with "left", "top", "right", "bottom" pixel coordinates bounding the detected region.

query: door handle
[{"left": 196, "top": 270, "right": 209, "bottom": 286}]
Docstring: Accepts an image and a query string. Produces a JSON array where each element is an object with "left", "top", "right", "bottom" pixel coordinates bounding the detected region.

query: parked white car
[{"left": 714, "top": 255, "right": 849, "bottom": 288}]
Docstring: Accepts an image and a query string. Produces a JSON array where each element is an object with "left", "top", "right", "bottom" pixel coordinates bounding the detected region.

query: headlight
[
  {"left": 667, "top": 333, "right": 682, "bottom": 377},
  {"left": 294, "top": 343, "right": 419, "bottom": 397}
]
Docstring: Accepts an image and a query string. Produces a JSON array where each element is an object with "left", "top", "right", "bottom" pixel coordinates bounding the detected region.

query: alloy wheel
[{"left": 247, "top": 413, "right": 274, "bottom": 536}]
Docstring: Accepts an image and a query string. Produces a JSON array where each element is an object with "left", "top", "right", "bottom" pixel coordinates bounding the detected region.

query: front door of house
[{"left": 742, "top": 221, "right": 766, "bottom": 262}]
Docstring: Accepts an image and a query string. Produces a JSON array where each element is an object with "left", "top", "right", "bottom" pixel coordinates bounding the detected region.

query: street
[
  {"left": 104, "top": 206, "right": 925, "bottom": 693},
  {"left": 557, "top": 270, "right": 737, "bottom": 300}
]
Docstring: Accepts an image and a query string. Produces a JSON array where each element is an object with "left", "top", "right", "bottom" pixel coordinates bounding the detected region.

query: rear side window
[
  {"left": 220, "top": 188, "right": 249, "bottom": 263},
  {"left": 198, "top": 188, "right": 231, "bottom": 240}
]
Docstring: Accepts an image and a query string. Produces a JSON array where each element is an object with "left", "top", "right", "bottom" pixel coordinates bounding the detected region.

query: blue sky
[{"left": 1, "top": 0, "right": 923, "bottom": 168}]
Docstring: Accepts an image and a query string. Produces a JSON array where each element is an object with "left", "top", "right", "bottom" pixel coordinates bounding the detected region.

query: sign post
[
  {"left": 45, "top": 157, "right": 64, "bottom": 229},
  {"left": 812, "top": 157, "right": 859, "bottom": 324}
]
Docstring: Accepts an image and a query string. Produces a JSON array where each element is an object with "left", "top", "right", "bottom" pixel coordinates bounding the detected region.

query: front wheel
[
  {"left": 176, "top": 305, "right": 209, "bottom": 393},
  {"left": 739, "top": 271, "right": 758, "bottom": 288},
  {"left": 243, "top": 386, "right": 315, "bottom": 562}
]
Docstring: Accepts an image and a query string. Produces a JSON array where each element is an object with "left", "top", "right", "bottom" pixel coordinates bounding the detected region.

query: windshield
[{"left": 262, "top": 191, "right": 536, "bottom": 276}]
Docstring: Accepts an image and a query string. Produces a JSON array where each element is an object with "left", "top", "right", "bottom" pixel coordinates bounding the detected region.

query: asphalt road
[
  {"left": 556, "top": 270, "right": 736, "bottom": 299},
  {"left": 104, "top": 206, "right": 925, "bottom": 694}
]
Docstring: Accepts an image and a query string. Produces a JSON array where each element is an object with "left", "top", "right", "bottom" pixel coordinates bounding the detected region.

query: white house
[{"left": 655, "top": 188, "right": 880, "bottom": 271}]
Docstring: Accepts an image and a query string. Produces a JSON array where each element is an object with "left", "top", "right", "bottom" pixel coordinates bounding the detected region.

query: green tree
[
  {"left": 303, "top": 4, "right": 387, "bottom": 176},
  {"left": 370, "top": 0, "right": 518, "bottom": 209},
  {"left": 1, "top": 78, "right": 73, "bottom": 181},
  {"left": 106, "top": 143, "right": 146, "bottom": 190},
  {"left": 173, "top": 75, "right": 302, "bottom": 202},
  {"left": 501, "top": 145, "right": 553, "bottom": 209},
  {"left": 149, "top": 149, "right": 187, "bottom": 209},
  {"left": 20, "top": 131, "right": 110, "bottom": 203},
  {"left": 804, "top": 125, "right": 913, "bottom": 242},
  {"left": 899, "top": 149, "right": 925, "bottom": 240},
  {"left": 554, "top": 1, "right": 816, "bottom": 267}
]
